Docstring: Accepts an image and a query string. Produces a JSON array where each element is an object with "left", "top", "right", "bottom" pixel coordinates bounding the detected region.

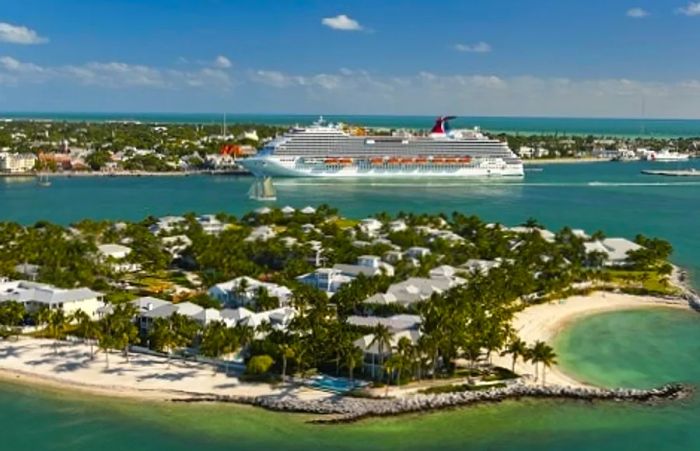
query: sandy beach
[
  {"left": 491, "top": 292, "right": 691, "bottom": 387},
  {"left": 0, "top": 292, "right": 692, "bottom": 402}
]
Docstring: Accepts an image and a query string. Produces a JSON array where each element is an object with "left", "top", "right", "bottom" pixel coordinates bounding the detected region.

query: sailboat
[
  {"left": 37, "top": 173, "right": 51, "bottom": 187},
  {"left": 248, "top": 176, "right": 277, "bottom": 201}
]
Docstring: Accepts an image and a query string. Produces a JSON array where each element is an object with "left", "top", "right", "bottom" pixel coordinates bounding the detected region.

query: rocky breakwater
[{"left": 173, "top": 382, "right": 692, "bottom": 423}]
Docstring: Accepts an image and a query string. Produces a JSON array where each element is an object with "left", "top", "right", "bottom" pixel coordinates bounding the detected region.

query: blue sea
[{"left": 2, "top": 112, "right": 700, "bottom": 137}]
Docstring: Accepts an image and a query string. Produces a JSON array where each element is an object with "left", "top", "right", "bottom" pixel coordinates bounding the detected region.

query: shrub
[{"left": 246, "top": 355, "right": 275, "bottom": 375}]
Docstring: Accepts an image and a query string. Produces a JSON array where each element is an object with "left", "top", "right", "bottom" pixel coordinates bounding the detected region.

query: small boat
[
  {"left": 37, "top": 174, "right": 51, "bottom": 187},
  {"left": 248, "top": 176, "right": 277, "bottom": 201}
]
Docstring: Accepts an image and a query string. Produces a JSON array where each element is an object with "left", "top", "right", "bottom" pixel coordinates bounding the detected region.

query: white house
[
  {"left": 460, "top": 259, "right": 501, "bottom": 275},
  {"left": 0, "top": 280, "right": 105, "bottom": 319},
  {"left": 300, "top": 206, "right": 316, "bottom": 214},
  {"left": 333, "top": 255, "right": 395, "bottom": 278},
  {"left": 97, "top": 243, "right": 141, "bottom": 273},
  {"left": 388, "top": 220, "right": 408, "bottom": 233},
  {"left": 584, "top": 238, "right": 642, "bottom": 266},
  {"left": 346, "top": 314, "right": 421, "bottom": 332},
  {"left": 280, "top": 206, "right": 296, "bottom": 215},
  {"left": 405, "top": 246, "right": 431, "bottom": 259},
  {"left": 150, "top": 216, "right": 186, "bottom": 234},
  {"left": 208, "top": 276, "right": 293, "bottom": 308},
  {"left": 296, "top": 268, "right": 353, "bottom": 295},
  {"left": 0, "top": 152, "right": 37, "bottom": 173},
  {"left": 245, "top": 225, "right": 276, "bottom": 242},
  {"left": 161, "top": 234, "right": 192, "bottom": 257},
  {"left": 359, "top": 218, "right": 383, "bottom": 237},
  {"left": 197, "top": 215, "right": 226, "bottom": 235},
  {"left": 354, "top": 329, "right": 422, "bottom": 377},
  {"left": 364, "top": 273, "right": 466, "bottom": 307}
]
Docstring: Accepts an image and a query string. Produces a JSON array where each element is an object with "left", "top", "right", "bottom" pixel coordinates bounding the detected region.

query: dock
[{"left": 641, "top": 169, "right": 700, "bottom": 177}]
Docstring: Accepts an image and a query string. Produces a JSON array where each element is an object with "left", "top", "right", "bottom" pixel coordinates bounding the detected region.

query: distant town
[{"left": 0, "top": 120, "right": 698, "bottom": 175}]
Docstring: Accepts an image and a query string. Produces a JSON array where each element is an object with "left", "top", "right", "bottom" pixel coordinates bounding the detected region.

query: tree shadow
[{"left": 137, "top": 370, "right": 199, "bottom": 382}]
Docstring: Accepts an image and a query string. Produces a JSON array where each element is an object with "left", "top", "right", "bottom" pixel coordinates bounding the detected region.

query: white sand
[
  {"left": 491, "top": 292, "right": 690, "bottom": 387},
  {"left": 0, "top": 338, "right": 332, "bottom": 402}
]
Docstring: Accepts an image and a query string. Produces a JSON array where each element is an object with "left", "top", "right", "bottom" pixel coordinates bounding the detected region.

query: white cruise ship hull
[{"left": 241, "top": 156, "right": 524, "bottom": 178}]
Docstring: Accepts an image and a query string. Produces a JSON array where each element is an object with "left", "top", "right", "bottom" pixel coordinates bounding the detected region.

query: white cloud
[
  {"left": 626, "top": 7, "right": 649, "bottom": 18},
  {"left": 213, "top": 55, "right": 232, "bottom": 68},
  {"left": 0, "top": 22, "right": 48, "bottom": 44},
  {"left": 321, "top": 14, "right": 363, "bottom": 31},
  {"left": 0, "top": 56, "right": 233, "bottom": 90},
  {"left": 677, "top": 1, "right": 700, "bottom": 15},
  {"left": 454, "top": 42, "right": 492, "bottom": 53}
]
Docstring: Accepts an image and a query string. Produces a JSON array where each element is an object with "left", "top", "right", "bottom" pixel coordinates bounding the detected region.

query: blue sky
[{"left": 1, "top": 0, "right": 700, "bottom": 117}]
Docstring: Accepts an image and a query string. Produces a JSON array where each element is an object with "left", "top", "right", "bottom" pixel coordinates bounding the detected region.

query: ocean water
[
  {"left": 2, "top": 160, "right": 700, "bottom": 450},
  {"left": 2, "top": 112, "right": 700, "bottom": 137},
  {"left": 2, "top": 309, "right": 700, "bottom": 451}
]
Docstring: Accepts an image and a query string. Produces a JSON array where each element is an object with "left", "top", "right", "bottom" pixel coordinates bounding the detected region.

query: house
[
  {"left": 13, "top": 263, "right": 40, "bottom": 280},
  {"left": 405, "top": 246, "right": 431, "bottom": 259},
  {"left": 197, "top": 215, "right": 226, "bottom": 235},
  {"left": 240, "top": 306, "right": 296, "bottom": 337},
  {"left": 388, "top": 220, "right": 408, "bottom": 233},
  {"left": 280, "top": 206, "right": 296, "bottom": 215},
  {"left": 0, "top": 280, "right": 104, "bottom": 319},
  {"left": 97, "top": 243, "right": 141, "bottom": 273},
  {"left": 221, "top": 307, "right": 255, "bottom": 326},
  {"left": 245, "top": 225, "right": 276, "bottom": 242},
  {"left": 354, "top": 329, "right": 422, "bottom": 377},
  {"left": 333, "top": 255, "right": 395, "bottom": 278},
  {"left": 138, "top": 301, "right": 204, "bottom": 332},
  {"left": 254, "top": 207, "right": 272, "bottom": 215},
  {"left": 507, "top": 226, "right": 556, "bottom": 243},
  {"left": 346, "top": 314, "right": 421, "bottom": 332},
  {"left": 161, "top": 234, "right": 192, "bottom": 257},
  {"left": 359, "top": 218, "right": 383, "bottom": 237},
  {"left": 150, "top": 216, "right": 186, "bottom": 234},
  {"left": 208, "top": 276, "right": 293, "bottom": 308},
  {"left": 460, "top": 259, "right": 501, "bottom": 275},
  {"left": 584, "top": 238, "right": 642, "bottom": 266},
  {"left": 383, "top": 250, "right": 403, "bottom": 264},
  {"left": 296, "top": 268, "right": 353, "bottom": 295},
  {"left": 364, "top": 273, "right": 466, "bottom": 307},
  {"left": 301, "top": 223, "right": 319, "bottom": 234},
  {"left": 300, "top": 206, "right": 316, "bottom": 214}
]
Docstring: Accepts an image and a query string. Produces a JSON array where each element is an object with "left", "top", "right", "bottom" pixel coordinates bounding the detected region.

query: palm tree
[
  {"left": 277, "top": 339, "right": 296, "bottom": 381},
  {"left": 502, "top": 338, "right": 529, "bottom": 373},
  {"left": 149, "top": 317, "right": 178, "bottom": 368},
  {"left": 532, "top": 341, "right": 557, "bottom": 385},
  {"left": 72, "top": 309, "right": 99, "bottom": 359},
  {"left": 343, "top": 345, "right": 363, "bottom": 383},
  {"left": 46, "top": 309, "right": 67, "bottom": 355},
  {"left": 200, "top": 320, "right": 235, "bottom": 374},
  {"left": 368, "top": 324, "right": 393, "bottom": 381}
]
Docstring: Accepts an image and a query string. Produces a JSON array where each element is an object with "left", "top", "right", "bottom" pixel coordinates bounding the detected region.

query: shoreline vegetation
[{"left": 0, "top": 206, "right": 696, "bottom": 421}]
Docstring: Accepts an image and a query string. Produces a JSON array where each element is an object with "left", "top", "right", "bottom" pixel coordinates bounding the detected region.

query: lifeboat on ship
[
  {"left": 387, "top": 157, "right": 400, "bottom": 164},
  {"left": 415, "top": 157, "right": 428, "bottom": 163},
  {"left": 325, "top": 158, "right": 339, "bottom": 164},
  {"left": 399, "top": 158, "right": 414, "bottom": 164},
  {"left": 370, "top": 157, "right": 384, "bottom": 165},
  {"left": 432, "top": 157, "right": 445, "bottom": 164},
  {"left": 338, "top": 158, "right": 353, "bottom": 166},
  {"left": 458, "top": 156, "right": 472, "bottom": 163}
]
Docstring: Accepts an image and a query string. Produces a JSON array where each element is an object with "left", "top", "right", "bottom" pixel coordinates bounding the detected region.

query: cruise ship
[{"left": 239, "top": 117, "right": 524, "bottom": 178}]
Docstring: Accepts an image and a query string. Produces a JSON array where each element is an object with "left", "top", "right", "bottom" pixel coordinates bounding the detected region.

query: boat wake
[{"left": 588, "top": 181, "right": 700, "bottom": 187}]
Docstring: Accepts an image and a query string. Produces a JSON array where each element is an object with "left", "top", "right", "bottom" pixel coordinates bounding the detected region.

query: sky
[{"left": 1, "top": 0, "right": 700, "bottom": 118}]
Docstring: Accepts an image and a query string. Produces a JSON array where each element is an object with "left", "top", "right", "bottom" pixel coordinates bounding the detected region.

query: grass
[
  {"left": 603, "top": 269, "right": 679, "bottom": 296},
  {"left": 332, "top": 218, "right": 359, "bottom": 229}
]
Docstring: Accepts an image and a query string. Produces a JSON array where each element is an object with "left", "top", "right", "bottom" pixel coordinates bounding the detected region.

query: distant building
[
  {"left": 97, "top": 243, "right": 141, "bottom": 273},
  {"left": 333, "top": 255, "right": 395, "bottom": 278},
  {"left": 584, "top": 238, "right": 642, "bottom": 266},
  {"left": 197, "top": 214, "right": 226, "bottom": 235},
  {"left": 149, "top": 216, "right": 186, "bottom": 235},
  {"left": 0, "top": 152, "right": 37, "bottom": 173}
]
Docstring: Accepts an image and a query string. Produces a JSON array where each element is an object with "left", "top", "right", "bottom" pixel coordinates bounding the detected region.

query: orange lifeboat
[
  {"left": 444, "top": 158, "right": 457, "bottom": 164},
  {"left": 432, "top": 158, "right": 445, "bottom": 164},
  {"left": 370, "top": 157, "right": 384, "bottom": 164},
  {"left": 338, "top": 158, "right": 353, "bottom": 165},
  {"left": 459, "top": 156, "right": 471, "bottom": 163},
  {"left": 387, "top": 157, "right": 400, "bottom": 164},
  {"left": 325, "top": 158, "right": 339, "bottom": 164},
  {"left": 415, "top": 157, "right": 428, "bottom": 163},
  {"left": 400, "top": 158, "right": 414, "bottom": 163}
]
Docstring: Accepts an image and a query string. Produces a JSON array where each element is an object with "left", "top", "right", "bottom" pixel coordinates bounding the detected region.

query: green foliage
[{"left": 246, "top": 354, "right": 275, "bottom": 375}]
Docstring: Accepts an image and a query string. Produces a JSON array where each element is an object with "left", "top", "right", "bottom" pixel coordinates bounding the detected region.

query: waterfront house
[
  {"left": 0, "top": 280, "right": 105, "bottom": 319},
  {"left": 0, "top": 152, "right": 37, "bottom": 173},
  {"left": 208, "top": 276, "right": 293, "bottom": 308},
  {"left": 296, "top": 268, "right": 354, "bottom": 296},
  {"left": 354, "top": 329, "right": 422, "bottom": 378},
  {"left": 584, "top": 238, "right": 642, "bottom": 266},
  {"left": 139, "top": 301, "right": 204, "bottom": 332},
  {"left": 346, "top": 314, "right": 421, "bottom": 332}
]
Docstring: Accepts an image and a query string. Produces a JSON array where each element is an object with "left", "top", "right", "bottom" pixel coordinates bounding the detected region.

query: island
[{"left": 0, "top": 206, "right": 695, "bottom": 421}]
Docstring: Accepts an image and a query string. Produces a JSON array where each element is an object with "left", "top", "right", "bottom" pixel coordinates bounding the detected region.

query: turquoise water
[
  {"left": 3, "top": 160, "right": 699, "bottom": 281},
  {"left": 2, "top": 112, "right": 700, "bottom": 137},
  {"left": 3, "top": 160, "right": 700, "bottom": 449}
]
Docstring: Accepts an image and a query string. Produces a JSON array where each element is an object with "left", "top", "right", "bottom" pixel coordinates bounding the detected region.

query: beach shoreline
[{"left": 0, "top": 292, "right": 693, "bottom": 409}]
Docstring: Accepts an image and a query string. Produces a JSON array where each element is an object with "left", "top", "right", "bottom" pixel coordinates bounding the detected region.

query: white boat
[
  {"left": 239, "top": 116, "right": 524, "bottom": 178},
  {"left": 248, "top": 176, "right": 277, "bottom": 201},
  {"left": 37, "top": 173, "right": 51, "bottom": 187},
  {"left": 645, "top": 149, "right": 690, "bottom": 162}
]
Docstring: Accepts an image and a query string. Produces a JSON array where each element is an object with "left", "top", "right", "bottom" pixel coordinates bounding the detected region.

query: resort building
[
  {"left": 138, "top": 301, "right": 204, "bottom": 332},
  {"left": 161, "top": 235, "right": 192, "bottom": 257},
  {"left": 300, "top": 206, "right": 316, "bottom": 214},
  {"left": 296, "top": 268, "right": 354, "bottom": 295},
  {"left": 359, "top": 218, "right": 383, "bottom": 237},
  {"left": 208, "top": 276, "right": 293, "bottom": 308},
  {"left": 388, "top": 220, "right": 408, "bottom": 233},
  {"left": 460, "top": 259, "right": 502, "bottom": 275},
  {"left": 0, "top": 280, "right": 105, "bottom": 318},
  {"left": 364, "top": 273, "right": 466, "bottom": 307},
  {"left": 0, "top": 152, "right": 37, "bottom": 173},
  {"left": 245, "top": 225, "right": 276, "bottom": 242},
  {"left": 405, "top": 246, "right": 431, "bottom": 259}
]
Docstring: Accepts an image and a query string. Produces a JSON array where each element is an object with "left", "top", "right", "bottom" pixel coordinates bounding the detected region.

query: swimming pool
[{"left": 307, "top": 375, "right": 368, "bottom": 393}]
